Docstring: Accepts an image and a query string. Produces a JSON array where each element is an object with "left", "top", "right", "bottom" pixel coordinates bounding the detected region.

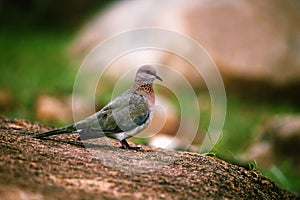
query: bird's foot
[{"left": 120, "top": 139, "right": 141, "bottom": 150}]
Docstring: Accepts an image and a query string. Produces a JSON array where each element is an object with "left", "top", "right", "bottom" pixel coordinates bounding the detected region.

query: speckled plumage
[{"left": 33, "top": 65, "right": 162, "bottom": 149}]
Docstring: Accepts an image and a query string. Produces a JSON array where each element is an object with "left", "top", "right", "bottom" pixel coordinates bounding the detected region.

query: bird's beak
[{"left": 155, "top": 74, "right": 163, "bottom": 81}]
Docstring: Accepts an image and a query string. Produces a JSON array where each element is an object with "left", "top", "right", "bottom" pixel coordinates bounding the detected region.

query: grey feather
[{"left": 75, "top": 90, "right": 149, "bottom": 140}]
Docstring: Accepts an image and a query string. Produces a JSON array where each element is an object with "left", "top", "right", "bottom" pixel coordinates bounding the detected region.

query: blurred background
[{"left": 0, "top": 0, "right": 299, "bottom": 194}]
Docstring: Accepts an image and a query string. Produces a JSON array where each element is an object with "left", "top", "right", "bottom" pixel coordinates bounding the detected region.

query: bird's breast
[{"left": 137, "top": 84, "right": 155, "bottom": 108}]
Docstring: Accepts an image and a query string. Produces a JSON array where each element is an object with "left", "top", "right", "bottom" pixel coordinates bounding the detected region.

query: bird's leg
[{"left": 120, "top": 139, "right": 141, "bottom": 150}]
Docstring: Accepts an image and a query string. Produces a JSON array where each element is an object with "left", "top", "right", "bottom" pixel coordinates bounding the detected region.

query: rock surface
[{"left": 0, "top": 117, "right": 297, "bottom": 199}]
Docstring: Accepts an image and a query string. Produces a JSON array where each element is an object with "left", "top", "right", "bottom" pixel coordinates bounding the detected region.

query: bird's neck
[
  {"left": 136, "top": 84, "right": 154, "bottom": 94},
  {"left": 135, "top": 84, "right": 155, "bottom": 108}
]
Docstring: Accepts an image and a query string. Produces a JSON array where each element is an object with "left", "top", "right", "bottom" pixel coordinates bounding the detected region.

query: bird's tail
[{"left": 33, "top": 124, "right": 75, "bottom": 139}]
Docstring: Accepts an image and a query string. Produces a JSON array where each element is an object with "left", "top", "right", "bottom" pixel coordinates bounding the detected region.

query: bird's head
[{"left": 135, "top": 65, "right": 163, "bottom": 85}]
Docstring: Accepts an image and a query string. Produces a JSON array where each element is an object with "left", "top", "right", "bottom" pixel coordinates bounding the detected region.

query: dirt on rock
[{"left": 0, "top": 117, "right": 297, "bottom": 199}]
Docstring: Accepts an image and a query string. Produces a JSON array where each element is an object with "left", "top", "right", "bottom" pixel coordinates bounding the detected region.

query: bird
[{"left": 33, "top": 65, "right": 162, "bottom": 149}]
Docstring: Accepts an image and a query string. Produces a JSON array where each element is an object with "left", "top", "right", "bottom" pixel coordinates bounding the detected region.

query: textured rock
[{"left": 0, "top": 117, "right": 297, "bottom": 199}]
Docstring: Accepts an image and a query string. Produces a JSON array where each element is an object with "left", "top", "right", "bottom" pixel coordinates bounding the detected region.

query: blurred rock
[
  {"left": 36, "top": 94, "right": 93, "bottom": 123},
  {"left": 266, "top": 115, "right": 300, "bottom": 166},
  {"left": 240, "top": 141, "right": 273, "bottom": 168},
  {"left": 36, "top": 95, "right": 71, "bottom": 122},
  {"left": 145, "top": 96, "right": 181, "bottom": 149},
  {"left": 71, "top": 0, "right": 300, "bottom": 93},
  {"left": 148, "top": 134, "right": 181, "bottom": 150},
  {"left": 240, "top": 115, "right": 300, "bottom": 169},
  {"left": 0, "top": 90, "right": 12, "bottom": 111},
  {"left": 147, "top": 96, "right": 179, "bottom": 136}
]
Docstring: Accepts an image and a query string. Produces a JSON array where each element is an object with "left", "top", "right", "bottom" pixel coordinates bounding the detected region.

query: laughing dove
[{"left": 34, "top": 65, "right": 162, "bottom": 149}]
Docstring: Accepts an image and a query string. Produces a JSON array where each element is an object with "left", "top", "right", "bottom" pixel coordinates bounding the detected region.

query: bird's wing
[{"left": 75, "top": 92, "right": 150, "bottom": 138}]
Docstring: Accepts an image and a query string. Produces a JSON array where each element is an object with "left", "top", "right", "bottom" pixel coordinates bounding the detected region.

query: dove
[{"left": 33, "top": 65, "right": 162, "bottom": 149}]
